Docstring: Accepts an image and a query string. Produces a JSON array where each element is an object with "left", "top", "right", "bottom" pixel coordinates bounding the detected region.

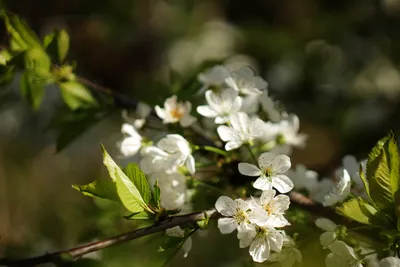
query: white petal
[
  {"left": 250, "top": 237, "right": 270, "bottom": 263},
  {"left": 320, "top": 231, "right": 337, "bottom": 247},
  {"left": 230, "top": 112, "right": 250, "bottom": 132},
  {"left": 120, "top": 137, "right": 141, "bottom": 157},
  {"left": 238, "top": 163, "right": 261, "bottom": 176},
  {"left": 217, "top": 125, "right": 236, "bottom": 142},
  {"left": 260, "top": 189, "right": 276, "bottom": 205},
  {"left": 253, "top": 177, "right": 273, "bottom": 191},
  {"left": 272, "top": 174, "right": 294, "bottom": 193},
  {"left": 265, "top": 215, "right": 290, "bottom": 228},
  {"left": 155, "top": 106, "right": 166, "bottom": 120},
  {"left": 315, "top": 218, "right": 337, "bottom": 231},
  {"left": 271, "top": 155, "right": 291, "bottom": 173},
  {"left": 182, "top": 236, "right": 192, "bottom": 258},
  {"left": 215, "top": 196, "right": 236, "bottom": 216},
  {"left": 186, "top": 155, "right": 195, "bottom": 174},
  {"left": 325, "top": 253, "right": 349, "bottom": 267},
  {"left": 380, "top": 257, "right": 400, "bottom": 267},
  {"left": 180, "top": 114, "right": 196, "bottom": 127},
  {"left": 237, "top": 224, "right": 256, "bottom": 248},
  {"left": 217, "top": 217, "right": 238, "bottom": 234},
  {"left": 328, "top": 240, "right": 357, "bottom": 259},
  {"left": 271, "top": 194, "right": 290, "bottom": 213},
  {"left": 258, "top": 152, "right": 276, "bottom": 170},
  {"left": 267, "top": 229, "right": 284, "bottom": 252},
  {"left": 197, "top": 105, "right": 218, "bottom": 118},
  {"left": 225, "top": 140, "right": 242, "bottom": 151}
]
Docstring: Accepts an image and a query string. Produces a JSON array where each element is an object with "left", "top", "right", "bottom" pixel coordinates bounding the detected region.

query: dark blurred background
[{"left": 1, "top": 0, "right": 400, "bottom": 266}]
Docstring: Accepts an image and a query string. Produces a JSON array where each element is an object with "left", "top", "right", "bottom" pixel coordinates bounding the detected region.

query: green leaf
[
  {"left": 123, "top": 164, "right": 152, "bottom": 204},
  {"left": 336, "top": 198, "right": 376, "bottom": 225},
  {"left": 359, "top": 163, "right": 371, "bottom": 200},
  {"left": 1, "top": 11, "right": 42, "bottom": 51},
  {"left": 25, "top": 48, "right": 51, "bottom": 71},
  {"left": 59, "top": 81, "right": 97, "bottom": 110},
  {"left": 101, "top": 145, "right": 149, "bottom": 213},
  {"left": 0, "top": 50, "right": 12, "bottom": 65},
  {"left": 44, "top": 29, "right": 70, "bottom": 63},
  {"left": 153, "top": 179, "right": 161, "bottom": 209},
  {"left": 72, "top": 179, "right": 118, "bottom": 201},
  {"left": 20, "top": 71, "right": 47, "bottom": 110},
  {"left": 123, "top": 211, "right": 152, "bottom": 220},
  {"left": 366, "top": 132, "right": 400, "bottom": 211}
]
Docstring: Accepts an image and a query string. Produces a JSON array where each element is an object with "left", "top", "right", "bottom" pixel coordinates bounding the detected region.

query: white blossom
[
  {"left": 149, "top": 171, "right": 187, "bottom": 210},
  {"left": 323, "top": 169, "right": 351, "bottom": 207},
  {"left": 198, "top": 65, "right": 231, "bottom": 92},
  {"left": 380, "top": 257, "right": 400, "bottom": 267},
  {"left": 310, "top": 178, "right": 335, "bottom": 204},
  {"left": 217, "top": 112, "right": 265, "bottom": 151},
  {"left": 197, "top": 89, "right": 242, "bottom": 124},
  {"left": 238, "top": 152, "right": 293, "bottom": 193},
  {"left": 215, "top": 196, "right": 250, "bottom": 234},
  {"left": 248, "top": 189, "right": 290, "bottom": 227},
  {"left": 225, "top": 66, "right": 267, "bottom": 96},
  {"left": 276, "top": 114, "right": 307, "bottom": 148},
  {"left": 269, "top": 233, "right": 302, "bottom": 267},
  {"left": 287, "top": 164, "right": 319, "bottom": 193},
  {"left": 326, "top": 241, "right": 363, "bottom": 267},
  {"left": 155, "top": 95, "right": 196, "bottom": 127},
  {"left": 260, "top": 92, "right": 287, "bottom": 122},
  {"left": 237, "top": 224, "right": 284, "bottom": 263},
  {"left": 315, "top": 218, "right": 338, "bottom": 247},
  {"left": 341, "top": 155, "right": 367, "bottom": 197},
  {"left": 165, "top": 226, "right": 192, "bottom": 258},
  {"left": 140, "top": 134, "right": 195, "bottom": 175},
  {"left": 120, "top": 124, "right": 142, "bottom": 157},
  {"left": 122, "top": 102, "right": 152, "bottom": 129}
]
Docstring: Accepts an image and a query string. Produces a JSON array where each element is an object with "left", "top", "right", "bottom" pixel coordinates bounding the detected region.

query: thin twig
[{"left": 0, "top": 210, "right": 219, "bottom": 267}]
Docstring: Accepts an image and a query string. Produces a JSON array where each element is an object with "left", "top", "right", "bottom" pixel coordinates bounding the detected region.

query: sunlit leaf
[
  {"left": 101, "top": 145, "right": 149, "bottom": 213},
  {"left": 59, "top": 81, "right": 97, "bottom": 110},
  {"left": 336, "top": 198, "right": 375, "bottom": 225},
  {"left": 123, "top": 164, "right": 152, "bottom": 204},
  {"left": 366, "top": 132, "right": 400, "bottom": 212},
  {"left": 72, "top": 180, "right": 118, "bottom": 201}
]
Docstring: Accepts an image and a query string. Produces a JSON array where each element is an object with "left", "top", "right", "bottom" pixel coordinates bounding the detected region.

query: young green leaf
[
  {"left": 72, "top": 180, "right": 118, "bottom": 201},
  {"left": 123, "top": 164, "right": 152, "bottom": 204},
  {"left": 20, "top": 71, "right": 48, "bottom": 110},
  {"left": 1, "top": 11, "right": 42, "bottom": 51},
  {"left": 101, "top": 145, "right": 150, "bottom": 213},
  {"left": 59, "top": 81, "right": 97, "bottom": 110},
  {"left": 336, "top": 198, "right": 375, "bottom": 225},
  {"left": 25, "top": 48, "right": 51, "bottom": 71},
  {"left": 44, "top": 29, "right": 70, "bottom": 63},
  {"left": 366, "top": 132, "right": 400, "bottom": 211}
]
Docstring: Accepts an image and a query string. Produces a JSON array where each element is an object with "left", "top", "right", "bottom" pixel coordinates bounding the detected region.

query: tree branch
[
  {"left": 0, "top": 192, "right": 360, "bottom": 267},
  {"left": 0, "top": 209, "right": 219, "bottom": 267}
]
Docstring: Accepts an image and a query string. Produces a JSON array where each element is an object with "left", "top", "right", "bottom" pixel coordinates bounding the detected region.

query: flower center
[
  {"left": 255, "top": 226, "right": 268, "bottom": 238},
  {"left": 234, "top": 209, "right": 248, "bottom": 224},
  {"left": 170, "top": 107, "right": 184, "bottom": 119},
  {"left": 263, "top": 167, "right": 273, "bottom": 177},
  {"left": 263, "top": 203, "right": 273, "bottom": 216}
]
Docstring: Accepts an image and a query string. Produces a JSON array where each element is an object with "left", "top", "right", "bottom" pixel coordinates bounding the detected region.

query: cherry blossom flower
[
  {"left": 215, "top": 196, "right": 251, "bottom": 234},
  {"left": 380, "top": 257, "right": 400, "bottom": 267},
  {"left": 122, "top": 102, "right": 152, "bottom": 129},
  {"left": 198, "top": 65, "right": 231, "bottom": 92},
  {"left": 269, "top": 233, "right": 302, "bottom": 267},
  {"left": 326, "top": 241, "right": 363, "bottom": 267},
  {"left": 119, "top": 124, "right": 142, "bottom": 157},
  {"left": 323, "top": 169, "right": 351, "bottom": 207},
  {"left": 217, "top": 112, "right": 265, "bottom": 151},
  {"left": 248, "top": 189, "right": 290, "bottom": 227},
  {"left": 197, "top": 89, "right": 242, "bottom": 123},
  {"left": 155, "top": 95, "right": 196, "bottom": 127},
  {"left": 275, "top": 114, "right": 307, "bottom": 148},
  {"left": 287, "top": 164, "right": 319, "bottom": 194},
  {"left": 237, "top": 224, "right": 284, "bottom": 263},
  {"left": 315, "top": 217, "right": 338, "bottom": 247},
  {"left": 225, "top": 66, "right": 267, "bottom": 96},
  {"left": 238, "top": 152, "right": 293, "bottom": 193},
  {"left": 140, "top": 134, "right": 195, "bottom": 174}
]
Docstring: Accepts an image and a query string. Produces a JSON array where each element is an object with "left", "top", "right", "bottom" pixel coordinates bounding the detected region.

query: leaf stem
[
  {"left": 246, "top": 144, "right": 257, "bottom": 164},
  {"left": 202, "top": 146, "right": 228, "bottom": 157}
]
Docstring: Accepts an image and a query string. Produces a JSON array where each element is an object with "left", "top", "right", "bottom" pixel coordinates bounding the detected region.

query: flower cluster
[{"left": 215, "top": 152, "right": 296, "bottom": 263}]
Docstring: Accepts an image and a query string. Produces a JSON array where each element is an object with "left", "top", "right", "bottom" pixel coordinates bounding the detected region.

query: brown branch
[{"left": 0, "top": 209, "right": 218, "bottom": 267}]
